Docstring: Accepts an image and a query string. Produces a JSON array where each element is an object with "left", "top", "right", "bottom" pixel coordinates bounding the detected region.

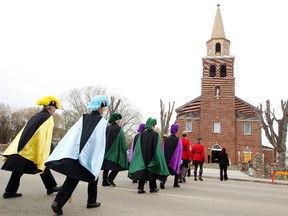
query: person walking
[
  {"left": 128, "top": 117, "right": 170, "bottom": 194},
  {"left": 45, "top": 95, "right": 110, "bottom": 215},
  {"left": 102, "top": 113, "right": 129, "bottom": 187},
  {"left": 191, "top": 138, "right": 205, "bottom": 181},
  {"left": 160, "top": 124, "right": 182, "bottom": 189},
  {"left": 248, "top": 160, "right": 253, "bottom": 176},
  {"left": 129, "top": 124, "right": 145, "bottom": 164},
  {"left": 1, "top": 96, "right": 62, "bottom": 198},
  {"left": 179, "top": 131, "right": 191, "bottom": 183},
  {"left": 161, "top": 134, "right": 168, "bottom": 148},
  {"left": 129, "top": 123, "right": 145, "bottom": 183},
  {"left": 218, "top": 147, "right": 229, "bottom": 181}
]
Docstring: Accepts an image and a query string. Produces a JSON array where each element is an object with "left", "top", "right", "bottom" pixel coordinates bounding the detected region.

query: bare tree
[
  {"left": 0, "top": 104, "right": 61, "bottom": 144},
  {"left": 0, "top": 103, "right": 13, "bottom": 144},
  {"left": 160, "top": 99, "right": 175, "bottom": 137},
  {"left": 59, "top": 85, "right": 143, "bottom": 147},
  {"left": 59, "top": 86, "right": 108, "bottom": 131},
  {"left": 10, "top": 107, "right": 40, "bottom": 138},
  {"left": 255, "top": 99, "right": 288, "bottom": 168}
]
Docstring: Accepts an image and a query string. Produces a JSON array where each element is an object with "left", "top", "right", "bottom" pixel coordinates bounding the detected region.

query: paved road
[{"left": 1, "top": 166, "right": 288, "bottom": 216}]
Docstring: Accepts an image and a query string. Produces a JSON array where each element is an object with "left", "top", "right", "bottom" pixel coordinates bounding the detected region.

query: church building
[{"left": 175, "top": 5, "right": 262, "bottom": 165}]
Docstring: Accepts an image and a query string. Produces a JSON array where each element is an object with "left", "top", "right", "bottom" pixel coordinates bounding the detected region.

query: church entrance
[{"left": 211, "top": 144, "right": 222, "bottom": 163}]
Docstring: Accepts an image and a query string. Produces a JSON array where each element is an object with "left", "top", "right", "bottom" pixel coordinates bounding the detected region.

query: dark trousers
[
  {"left": 180, "top": 160, "right": 189, "bottom": 178},
  {"left": 5, "top": 168, "right": 57, "bottom": 193},
  {"left": 102, "top": 170, "right": 119, "bottom": 181},
  {"left": 219, "top": 164, "right": 228, "bottom": 181},
  {"left": 138, "top": 180, "right": 157, "bottom": 190},
  {"left": 193, "top": 161, "right": 203, "bottom": 177},
  {"left": 54, "top": 177, "right": 98, "bottom": 207},
  {"left": 161, "top": 174, "right": 180, "bottom": 186}
]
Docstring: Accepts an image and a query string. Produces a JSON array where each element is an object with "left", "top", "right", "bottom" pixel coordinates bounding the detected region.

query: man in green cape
[
  {"left": 128, "top": 117, "right": 169, "bottom": 194},
  {"left": 102, "top": 113, "right": 128, "bottom": 187}
]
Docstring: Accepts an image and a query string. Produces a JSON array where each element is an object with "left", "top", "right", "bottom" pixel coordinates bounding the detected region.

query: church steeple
[
  {"left": 211, "top": 4, "right": 225, "bottom": 39},
  {"left": 206, "top": 4, "right": 230, "bottom": 56}
]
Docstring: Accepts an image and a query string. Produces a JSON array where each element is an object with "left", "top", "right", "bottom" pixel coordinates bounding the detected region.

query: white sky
[{"left": 1, "top": 1, "right": 287, "bottom": 146}]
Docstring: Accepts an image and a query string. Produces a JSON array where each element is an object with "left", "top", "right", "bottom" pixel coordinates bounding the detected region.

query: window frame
[
  {"left": 185, "top": 121, "right": 192, "bottom": 132},
  {"left": 244, "top": 123, "right": 252, "bottom": 135},
  {"left": 214, "top": 121, "right": 221, "bottom": 134}
]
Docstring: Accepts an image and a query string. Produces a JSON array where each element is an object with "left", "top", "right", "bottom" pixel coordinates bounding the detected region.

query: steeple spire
[
  {"left": 211, "top": 4, "right": 225, "bottom": 39},
  {"left": 206, "top": 4, "right": 230, "bottom": 56}
]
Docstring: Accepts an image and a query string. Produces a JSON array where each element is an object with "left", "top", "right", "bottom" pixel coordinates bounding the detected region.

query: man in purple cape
[
  {"left": 160, "top": 123, "right": 182, "bottom": 189},
  {"left": 128, "top": 123, "right": 145, "bottom": 163}
]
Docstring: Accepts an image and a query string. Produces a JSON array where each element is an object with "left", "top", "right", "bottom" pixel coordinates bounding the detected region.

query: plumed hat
[
  {"left": 88, "top": 95, "right": 110, "bottom": 111},
  {"left": 170, "top": 124, "right": 179, "bottom": 135},
  {"left": 37, "top": 96, "right": 60, "bottom": 109},
  {"left": 145, "top": 117, "right": 157, "bottom": 130},
  {"left": 108, "top": 113, "right": 122, "bottom": 123},
  {"left": 137, "top": 123, "right": 146, "bottom": 132}
]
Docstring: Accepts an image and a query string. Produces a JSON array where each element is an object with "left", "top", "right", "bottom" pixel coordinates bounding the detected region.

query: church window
[
  {"left": 220, "top": 64, "right": 227, "bottom": 77},
  {"left": 210, "top": 65, "right": 216, "bottom": 77},
  {"left": 215, "top": 43, "right": 221, "bottom": 54},
  {"left": 244, "top": 124, "right": 251, "bottom": 135},
  {"left": 214, "top": 122, "right": 221, "bottom": 133},
  {"left": 215, "top": 86, "right": 220, "bottom": 97},
  {"left": 186, "top": 121, "right": 192, "bottom": 132}
]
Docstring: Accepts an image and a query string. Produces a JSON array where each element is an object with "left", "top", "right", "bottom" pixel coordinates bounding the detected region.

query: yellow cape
[{"left": 2, "top": 117, "right": 54, "bottom": 173}]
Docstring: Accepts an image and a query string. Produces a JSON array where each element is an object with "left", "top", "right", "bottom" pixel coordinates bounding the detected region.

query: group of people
[
  {"left": 1, "top": 95, "right": 129, "bottom": 215},
  {"left": 160, "top": 129, "right": 230, "bottom": 184},
  {"left": 1, "top": 94, "right": 230, "bottom": 215}
]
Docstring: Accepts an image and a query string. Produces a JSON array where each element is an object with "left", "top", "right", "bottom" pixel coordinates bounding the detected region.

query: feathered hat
[
  {"left": 137, "top": 123, "right": 145, "bottom": 132},
  {"left": 108, "top": 113, "right": 122, "bottom": 123},
  {"left": 145, "top": 117, "right": 157, "bottom": 130},
  {"left": 170, "top": 124, "right": 179, "bottom": 135},
  {"left": 37, "top": 96, "right": 60, "bottom": 109},
  {"left": 88, "top": 95, "right": 110, "bottom": 111}
]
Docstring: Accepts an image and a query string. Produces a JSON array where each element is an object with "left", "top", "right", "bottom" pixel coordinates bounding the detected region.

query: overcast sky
[{"left": 1, "top": 1, "right": 287, "bottom": 146}]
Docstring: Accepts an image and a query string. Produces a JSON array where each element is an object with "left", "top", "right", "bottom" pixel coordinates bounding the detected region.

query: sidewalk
[{"left": 203, "top": 168, "right": 286, "bottom": 185}]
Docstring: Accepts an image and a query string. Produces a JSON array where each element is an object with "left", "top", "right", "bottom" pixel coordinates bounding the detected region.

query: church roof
[{"left": 175, "top": 96, "right": 259, "bottom": 120}]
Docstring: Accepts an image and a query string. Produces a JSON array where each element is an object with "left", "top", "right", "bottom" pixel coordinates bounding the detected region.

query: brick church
[{"left": 175, "top": 5, "right": 263, "bottom": 165}]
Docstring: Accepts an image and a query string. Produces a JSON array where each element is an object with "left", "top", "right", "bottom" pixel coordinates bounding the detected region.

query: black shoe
[
  {"left": 138, "top": 189, "right": 146, "bottom": 194},
  {"left": 182, "top": 178, "right": 186, "bottom": 183},
  {"left": 51, "top": 201, "right": 63, "bottom": 215},
  {"left": 3, "top": 192, "right": 22, "bottom": 199},
  {"left": 160, "top": 182, "right": 165, "bottom": 189},
  {"left": 102, "top": 180, "right": 111, "bottom": 186},
  {"left": 87, "top": 202, "right": 101, "bottom": 208},
  {"left": 179, "top": 180, "right": 183, "bottom": 183},
  {"left": 132, "top": 180, "right": 138, "bottom": 183},
  {"left": 47, "top": 185, "right": 62, "bottom": 195},
  {"left": 194, "top": 177, "right": 197, "bottom": 181},
  {"left": 199, "top": 177, "right": 203, "bottom": 181},
  {"left": 173, "top": 184, "right": 180, "bottom": 188},
  {"left": 150, "top": 188, "right": 159, "bottom": 193},
  {"left": 108, "top": 179, "right": 116, "bottom": 187}
]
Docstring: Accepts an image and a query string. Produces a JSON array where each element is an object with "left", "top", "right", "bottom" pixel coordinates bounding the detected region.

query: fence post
[{"left": 271, "top": 168, "right": 274, "bottom": 184}]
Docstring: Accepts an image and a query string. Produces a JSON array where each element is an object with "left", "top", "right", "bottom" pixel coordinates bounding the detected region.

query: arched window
[
  {"left": 211, "top": 144, "right": 222, "bottom": 151},
  {"left": 220, "top": 65, "right": 226, "bottom": 77},
  {"left": 210, "top": 65, "right": 216, "bottom": 77},
  {"left": 215, "top": 43, "right": 221, "bottom": 54}
]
